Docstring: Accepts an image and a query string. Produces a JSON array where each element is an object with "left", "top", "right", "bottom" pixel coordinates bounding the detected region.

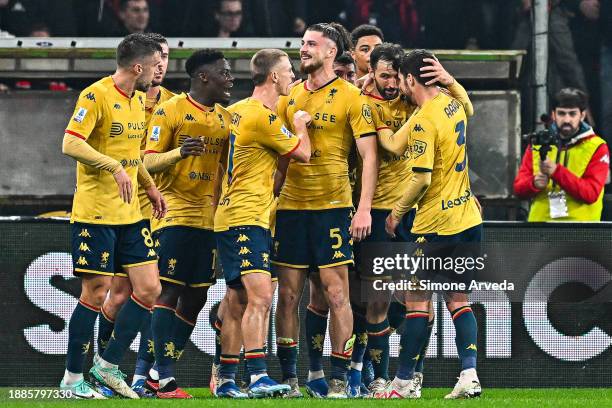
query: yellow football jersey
[
  {"left": 406, "top": 92, "right": 481, "bottom": 235},
  {"left": 277, "top": 78, "right": 377, "bottom": 210},
  {"left": 362, "top": 93, "right": 416, "bottom": 209},
  {"left": 214, "top": 98, "right": 300, "bottom": 231},
  {"left": 65, "top": 76, "right": 146, "bottom": 225},
  {"left": 146, "top": 93, "right": 230, "bottom": 232},
  {"left": 139, "top": 86, "right": 175, "bottom": 218}
]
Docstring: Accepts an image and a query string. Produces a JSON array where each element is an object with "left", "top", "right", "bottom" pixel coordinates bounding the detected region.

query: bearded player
[{"left": 273, "top": 22, "right": 378, "bottom": 398}]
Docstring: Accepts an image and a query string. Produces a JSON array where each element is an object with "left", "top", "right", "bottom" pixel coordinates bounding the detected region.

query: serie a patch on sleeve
[
  {"left": 73, "top": 107, "right": 87, "bottom": 123},
  {"left": 150, "top": 126, "right": 161, "bottom": 141},
  {"left": 281, "top": 125, "right": 294, "bottom": 138}
]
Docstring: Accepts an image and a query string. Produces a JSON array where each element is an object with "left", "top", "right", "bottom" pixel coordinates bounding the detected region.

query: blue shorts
[
  {"left": 411, "top": 224, "right": 483, "bottom": 293},
  {"left": 71, "top": 220, "right": 157, "bottom": 277},
  {"left": 216, "top": 226, "right": 275, "bottom": 288},
  {"left": 273, "top": 208, "right": 353, "bottom": 269},
  {"left": 354, "top": 208, "right": 416, "bottom": 280},
  {"left": 154, "top": 226, "right": 217, "bottom": 288}
]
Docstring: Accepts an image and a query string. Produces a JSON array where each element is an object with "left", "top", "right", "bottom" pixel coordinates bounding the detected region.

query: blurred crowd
[
  {"left": 0, "top": 0, "right": 610, "bottom": 137},
  {"left": 0, "top": 0, "right": 602, "bottom": 48}
]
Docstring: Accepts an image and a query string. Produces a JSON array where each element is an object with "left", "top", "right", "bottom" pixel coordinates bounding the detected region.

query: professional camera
[{"left": 522, "top": 128, "right": 557, "bottom": 161}]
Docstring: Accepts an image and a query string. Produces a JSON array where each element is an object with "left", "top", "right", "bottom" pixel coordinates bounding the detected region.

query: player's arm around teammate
[{"left": 375, "top": 56, "right": 473, "bottom": 156}]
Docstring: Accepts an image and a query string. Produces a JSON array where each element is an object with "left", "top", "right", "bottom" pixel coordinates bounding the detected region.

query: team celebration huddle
[{"left": 59, "top": 20, "right": 482, "bottom": 401}]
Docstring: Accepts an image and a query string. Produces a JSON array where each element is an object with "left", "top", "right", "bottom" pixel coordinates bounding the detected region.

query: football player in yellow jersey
[
  {"left": 377, "top": 50, "right": 483, "bottom": 400},
  {"left": 94, "top": 33, "right": 175, "bottom": 399},
  {"left": 350, "top": 24, "right": 384, "bottom": 81},
  {"left": 141, "top": 49, "right": 233, "bottom": 398},
  {"left": 354, "top": 44, "right": 475, "bottom": 398},
  {"left": 60, "top": 34, "right": 167, "bottom": 399},
  {"left": 214, "top": 49, "right": 312, "bottom": 399},
  {"left": 273, "top": 23, "right": 378, "bottom": 399}
]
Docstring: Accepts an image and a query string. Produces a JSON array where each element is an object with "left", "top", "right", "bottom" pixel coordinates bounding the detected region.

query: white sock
[
  {"left": 250, "top": 373, "right": 267, "bottom": 384},
  {"left": 393, "top": 376, "right": 411, "bottom": 388},
  {"left": 149, "top": 367, "right": 159, "bottom": 381},
  {"left": 308, "top": 370, "right": 325, "bottom": 382},
  {"left": 62, "top": 370, "right": 83, "bottom": 385},
  {"left": 350, "top": 361, "right": 363, "bottom": 371},
  {"left": 93, "top": 353, "right": 100, "bottom": 364},
  {"left": 131, "top": 374, "right": 147, "bottom": 386},
  {"left": 461, "top": 368, "right": 477, "bottom": 377},
  {"left": 159, "top": 377, "right": 175, "bottom": 389},
  {"left": 97, "top": 356, "right": 118, "bottom": 369}
]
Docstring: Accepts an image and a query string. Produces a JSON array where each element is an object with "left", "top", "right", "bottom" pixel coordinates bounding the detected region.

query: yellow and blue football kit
[
  {"left": 401, "top": 92, "right": 482, "bottom": 290},
  {"left": 65, "top": 76, "right": 157, "bottom": 275},
  {"left": 145, "top": 93, "right": 230, "bottom": 287},
  {"left": 274, "top": 78, "right": 377, "bottom": 269},
  {"left": 214, "top": 97, "right": 300, "bottom": 287}
]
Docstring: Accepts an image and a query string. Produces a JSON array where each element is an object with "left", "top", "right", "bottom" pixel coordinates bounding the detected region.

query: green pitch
[{"left": 1, "top": 388, "right": 611, "bottom": 408}]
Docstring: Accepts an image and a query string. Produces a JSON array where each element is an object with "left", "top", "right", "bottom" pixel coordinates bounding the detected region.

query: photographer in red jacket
[{"left": 514, "top": 88, "right": 610, "bottom": 221}]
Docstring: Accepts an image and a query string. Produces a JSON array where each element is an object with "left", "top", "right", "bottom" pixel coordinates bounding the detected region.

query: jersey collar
[
  {"left": 304, "top": 76, "right": 339, "bottom": 92},
  {"left": 186, "top": 94, "right": 214, "bottom": 112}
]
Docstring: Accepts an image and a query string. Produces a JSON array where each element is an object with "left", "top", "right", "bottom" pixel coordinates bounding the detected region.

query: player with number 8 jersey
[{"left": 60, "top": 34, "right": 167, "bottom": 400}]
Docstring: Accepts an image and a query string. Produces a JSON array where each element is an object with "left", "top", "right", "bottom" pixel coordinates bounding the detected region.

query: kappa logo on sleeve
[
  {"left": 280, "top": 125, "right": 294, "bottom": 138},
  {"left": 73, "top": 107, "right": 88, "bottom": 123},
  {"left": 362, "top": 104, "right": 373, "bottom": 124},
  {"left": 150, "top": 126, "right": 161, "bottom": 141}
]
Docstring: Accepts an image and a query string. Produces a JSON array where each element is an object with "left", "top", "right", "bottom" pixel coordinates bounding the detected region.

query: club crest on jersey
[
  {"left": 269, "top": 113, "right": 277, "bottom": 124},
  {"left": 217, "top": 113, "right": 226, "bottom": 128},
  {"left": 73, "top": 107, "right": 87, "bottom": 123},
  {"left": 362, "top": 104, "right": 373, "bottom": 124},
  {"left": 412, "top": 140, "right": 427, "bottom": 158},
  {"left": 150, "top": 126, "right": 160, "bottom": 141},
  {"left": 326, "top": 88, "right": 337, "bottom": 103},
  {"left": 280, "top": 125, "right": 294, "bottom": 138}
]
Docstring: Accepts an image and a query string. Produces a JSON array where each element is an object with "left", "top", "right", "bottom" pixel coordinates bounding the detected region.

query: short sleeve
[
  {"left": 64, "top": 88, "right": 102, "bottom": 140},
  {"left": 409, "top": 117, "right": 436, "bottom": 172},
  {"left": 348, "top": 94, "right": 377, "bottom": 139},
  {"left": 257, "top": 110, "right": 300, "bottom": 156},
  {"left": 145, "top": 101, "right": 176, "bottom": 153}
]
